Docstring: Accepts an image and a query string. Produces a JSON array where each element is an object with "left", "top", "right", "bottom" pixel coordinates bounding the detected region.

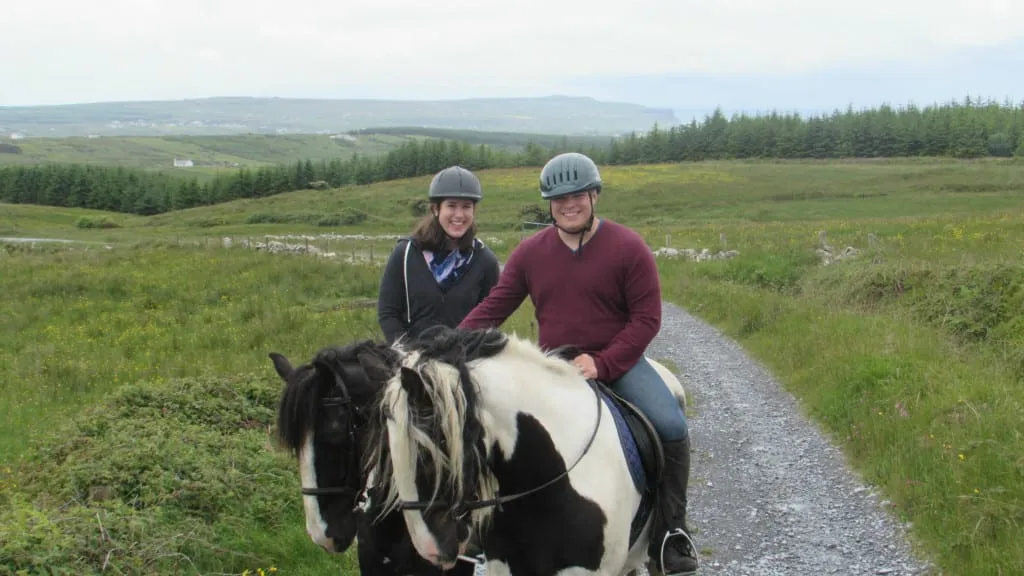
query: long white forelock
[
  {"left": 419, "top": 359, "right": 468, "bottom": 499},
  {"left": 369, "top": 346, "right": 413, "bottom": 518},
  {"left": 378, "top": 350, "right": 475, "bottom": 512},
  {"left": 471, "top": 465, "right": 500, "bottom": 533},
  {"left": 373, "top": 379, "right": 405, "bottom": 517}
]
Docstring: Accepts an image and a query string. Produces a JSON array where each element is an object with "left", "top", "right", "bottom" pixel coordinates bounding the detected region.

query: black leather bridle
[{"left": 299, "top": 361, "right": 370, "bottom": 513}]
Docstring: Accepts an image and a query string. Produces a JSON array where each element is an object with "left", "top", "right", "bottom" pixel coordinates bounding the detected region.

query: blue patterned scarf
[{"left": 424, "top": 239, "right": 478, "bottom": 289}]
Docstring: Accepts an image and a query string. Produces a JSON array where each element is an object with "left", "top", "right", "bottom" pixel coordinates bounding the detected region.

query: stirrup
[{"left": 659, "top": 528, "right": 698, "bottom": 576}]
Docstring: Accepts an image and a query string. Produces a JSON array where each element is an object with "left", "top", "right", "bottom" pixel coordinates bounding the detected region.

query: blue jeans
[{"left": 609, "top": 357, "right": 690, "bottom": 442}]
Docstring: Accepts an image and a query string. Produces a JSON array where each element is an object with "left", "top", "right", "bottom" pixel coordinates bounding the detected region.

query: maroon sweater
[{"left": 459, "top": 219, "right": 661, "bottom": 381}]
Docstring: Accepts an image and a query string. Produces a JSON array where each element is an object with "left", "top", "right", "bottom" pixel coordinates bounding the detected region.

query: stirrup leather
[{"left": 659, "top": 528, "right": 698, "bottom": 575}]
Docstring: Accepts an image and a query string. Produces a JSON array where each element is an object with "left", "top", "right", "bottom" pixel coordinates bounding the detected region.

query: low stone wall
[{"left": 652, "top": 247, "right": 740, "bottom": 261}]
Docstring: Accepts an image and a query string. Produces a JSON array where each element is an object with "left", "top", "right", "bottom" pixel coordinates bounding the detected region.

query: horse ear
[
  {"left": 269, "top": 352, "right": 293, "bottom": 380},
  {"left": 400, "top": 366, "right": 428, "bottom": 402}
]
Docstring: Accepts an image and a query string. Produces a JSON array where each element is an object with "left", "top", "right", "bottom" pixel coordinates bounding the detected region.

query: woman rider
[{"left": 377, "top": 165, "right": 501, "bottom": 344}]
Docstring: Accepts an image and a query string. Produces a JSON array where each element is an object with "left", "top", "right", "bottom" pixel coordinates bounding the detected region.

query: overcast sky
[{"left": 1, "top": 0, "right": 1022, "bottom": 110}]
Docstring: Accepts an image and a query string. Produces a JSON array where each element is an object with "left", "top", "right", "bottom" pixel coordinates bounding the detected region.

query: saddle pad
[{"left": 597, "top": 389, "right": 647, "bottom": 492}]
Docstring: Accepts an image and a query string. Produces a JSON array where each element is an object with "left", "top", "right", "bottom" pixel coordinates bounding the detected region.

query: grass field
[{"left": 2, "top": 158, "right": 1022, "bottom": 575}]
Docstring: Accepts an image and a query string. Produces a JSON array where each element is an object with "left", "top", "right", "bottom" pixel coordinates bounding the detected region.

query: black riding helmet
[
  {"left": 426, "top": 166, "right": 482, "bottom": 249},
  {"left": 539, "top": 152, "right": 601, "bottom": 255},
  {"left": 429, "top": 166, "right": 483, "bottom": 202}
]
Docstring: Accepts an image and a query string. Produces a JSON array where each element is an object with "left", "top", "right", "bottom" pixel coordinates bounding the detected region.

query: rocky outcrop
[{"left": 815, "top": 230, "right": 863, "bottom": 266}]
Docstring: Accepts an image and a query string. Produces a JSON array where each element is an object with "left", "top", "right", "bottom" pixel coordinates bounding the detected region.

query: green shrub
[
  {"left": 408, "top": 198, "right": 429, "bottom": 217},
  {"left": 75, "top": 216, "right": 121, "bottom": 229},
  {"left": 0, "top": 372, "right": 304, "bottom": 574},
  {"left": 518, "top": 203, "right": 552, "bottom": 225},
  {"left": 912, "top": 263, "right": 1024, "bottom": 343},
  {"left": 187, "top": 217, "right": 229, "bottom": 228},
  {"left": 244, "top": 210, "right": 367, "bottom": 227},
  {"left": 317, "top": 210, "right": 368, "bottom": 227}
]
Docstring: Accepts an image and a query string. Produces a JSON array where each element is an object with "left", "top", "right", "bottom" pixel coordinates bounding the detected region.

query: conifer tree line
[{"left": 1, "top": 97, "right": 1021, "bottom": 216}]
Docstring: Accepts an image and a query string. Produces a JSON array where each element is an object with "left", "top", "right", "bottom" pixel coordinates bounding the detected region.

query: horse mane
[
  {"left": 367, "top": 327, "right": 509, "bottom": 516},
  {"left": 502, "top": 334, "right": 586, "bottom": 381},
  {"left": 276, "top": 339, "right": 400, "bottom": 456},
  {"left": 398, "top": 324, "right": 510, "bottom": 364},
  {"left": 546, "top": 344, "right": 584, "bottom": 363}
]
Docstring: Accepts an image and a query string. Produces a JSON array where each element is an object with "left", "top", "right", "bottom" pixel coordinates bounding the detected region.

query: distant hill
[
  {"left": 0, "top": 128, "right": 616, "bottom": 174},
  {"left": 0, "top": 133, "right": 412, "bottom": 171},
  {"left": 0, "top": 96, "right": 678, "bottom": 138}
]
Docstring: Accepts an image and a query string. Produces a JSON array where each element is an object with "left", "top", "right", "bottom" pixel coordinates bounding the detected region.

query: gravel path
[{"left": 646, "top": 302, "right": 937, "bottom": 576}]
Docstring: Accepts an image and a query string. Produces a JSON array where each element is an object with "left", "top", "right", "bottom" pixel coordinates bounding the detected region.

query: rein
[{"left": 393, "top": 378, "right": 604, "bottom": 515}]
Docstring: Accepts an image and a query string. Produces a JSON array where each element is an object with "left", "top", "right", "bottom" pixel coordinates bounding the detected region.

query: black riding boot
[{"left": 649, "top": 436, "right": 698, "bottom": 575}]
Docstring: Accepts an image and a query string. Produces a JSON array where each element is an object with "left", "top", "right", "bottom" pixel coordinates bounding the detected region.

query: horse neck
[{"left": 471, "top": 344, "right": 600, "bottom": 473}]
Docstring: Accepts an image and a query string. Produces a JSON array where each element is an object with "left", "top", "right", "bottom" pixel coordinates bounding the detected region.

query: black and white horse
[
  {"left": 270, "top": 340, "right": 477, "bottom": 576},
  {"left": 365, "top": 327, "right": 688, "bottom": 576}
]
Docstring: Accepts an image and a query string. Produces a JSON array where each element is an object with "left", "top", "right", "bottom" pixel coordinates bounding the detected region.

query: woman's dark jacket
[{"left": 377, "top": 237, "right": 501, "bottom": 344}]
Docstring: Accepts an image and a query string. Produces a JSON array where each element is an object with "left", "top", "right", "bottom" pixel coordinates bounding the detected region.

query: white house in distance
[{"left": 173, "top": 158, "right": 194, "bottom": 168}]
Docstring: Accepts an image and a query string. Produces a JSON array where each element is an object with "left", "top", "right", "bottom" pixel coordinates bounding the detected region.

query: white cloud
[{"left": 0, "top": 0, "right": 1022, "bottom": 106}]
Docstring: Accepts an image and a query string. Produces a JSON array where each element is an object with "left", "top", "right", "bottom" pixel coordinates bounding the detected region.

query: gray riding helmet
[
  {"left": 539, "top": 152, "right": 602, "bottom": 200},
  {"left": 429, "top": 166, "right": 483, "bottom": 201}
]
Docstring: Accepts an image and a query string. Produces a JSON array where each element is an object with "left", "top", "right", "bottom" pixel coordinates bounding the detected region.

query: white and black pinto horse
[
  {"left": 365, "top": 326, "right": 687, "bottom": 576},
  {"left": 270, "top": 340, "right": 477, "bottom": 576}
]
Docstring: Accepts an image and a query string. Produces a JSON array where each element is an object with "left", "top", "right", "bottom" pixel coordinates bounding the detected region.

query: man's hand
[{"left": 573, "top": 353, "right": 598, "bottom": 379}]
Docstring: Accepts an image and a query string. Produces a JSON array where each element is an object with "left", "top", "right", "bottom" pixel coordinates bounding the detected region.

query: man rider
[{"left": 458, "top": 152, "right": 699, "bottom": 575}]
